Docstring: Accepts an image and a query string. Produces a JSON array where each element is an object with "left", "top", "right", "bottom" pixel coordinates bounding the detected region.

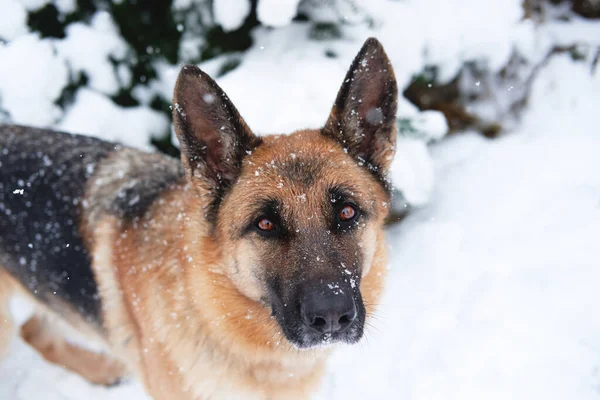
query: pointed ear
[
  {"left": 323, "top": 38, "right": 398, "bottom": 181},
  {"left": 172, "top": 65, "right": 261, "bottom": 190}
]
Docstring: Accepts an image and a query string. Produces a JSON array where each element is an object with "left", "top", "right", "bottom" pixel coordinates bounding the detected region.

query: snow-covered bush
[{"left": 1, "top": 0, "right": 598, "bottom": 209}]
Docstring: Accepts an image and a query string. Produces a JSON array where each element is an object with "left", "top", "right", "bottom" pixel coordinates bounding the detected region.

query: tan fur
[
  {"left": 79, "top": 129, "right": 389, "bottom": 399},
  {"left": 88, "top": 216, "right": 144, "bottom": 377},
  {"left": 20, "top": 315, "right": 126, "bottom": 385},
  {"left": 0, "top": 267, "right": 128, "bottom": 385},
  {"left": 0, "top": 269, "right": 17, "bottom": 358},
  {"left": 0, "top": 134, "right": 389, "bottom": 398}
]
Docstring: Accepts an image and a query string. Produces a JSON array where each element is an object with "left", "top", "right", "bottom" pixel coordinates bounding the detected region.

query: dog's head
[{"left": 172, "top": 38, "right": 397, "bottom": 349}]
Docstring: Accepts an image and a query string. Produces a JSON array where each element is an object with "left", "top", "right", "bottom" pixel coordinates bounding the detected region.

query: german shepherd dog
[{"left": 0, "top": 38, "right": 397, "bottom": 399}]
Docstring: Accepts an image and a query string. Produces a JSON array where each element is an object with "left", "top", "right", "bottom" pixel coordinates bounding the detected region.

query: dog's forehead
[
  {"left": 231, "top": 129, "right": 381, "bottom": 220},
  {"left": 245, "top": 130, "right": 354, "bottom": 186},
  {"left": 225, "top": 129, "right": 385, "bottom": 231}
]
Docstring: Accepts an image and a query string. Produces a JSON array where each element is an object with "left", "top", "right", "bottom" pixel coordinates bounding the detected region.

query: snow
[
  {"left": 411, "top": 110, "right": 449, "bottom": 142},
  {"left": 1, "top": 0, "right": 593, "bottom": 204},
  {"left": 0, "top": 0, "right": 28, "bottom": 41},
  {"left": 317, "top": 53, "right": 600, "bottom": 400},
  {"left": 1, "top": 0, "right": 600, "bottom": 398},
  {"left": 0, "top": 34, "right": 69, "bottom": 126},
  {"left": 346, "top": 0, "right": 524, "bottom": 84},
  {"left": 215, "top": 25, "right": 347, "bottom": 132},
  {"left": 390, "top": 137, "right": 434, "bottom": 206},
  {"left": 213, "top": 0, "right": 251, "bottom": 32},
  {"left": 182, "top": 25, "right": 449, "bottom": 200},
  {"left": 57, "top": 89, "right": 169, "bottom": 149},
  {"left": 54, "top": 0, "right": 76, "bottom": 14},
  {"left": 256, "top": 0, "right": 301, "bottom": 27},
  {"left": 0, "top": 338, "right": 148, "bottom": 400},
  {"left": 18, "top": 0, "right": 48, "bottom": 11},
  {"left": 170, "top": 0, "right": 194, "bottom": 11},
  {"left": 55, "top": 12, "right": 129, "bottom": 95},
  {"left": 3, "top": 46, "right": 600, "bottom": 400},
  {"left": 541, "top": 17, "right": 600, "bottom": 47}
]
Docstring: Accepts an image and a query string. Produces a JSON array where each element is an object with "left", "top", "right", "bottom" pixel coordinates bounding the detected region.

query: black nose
[{"left": 301, "top": 288, "right": 357, "bottom": 334}]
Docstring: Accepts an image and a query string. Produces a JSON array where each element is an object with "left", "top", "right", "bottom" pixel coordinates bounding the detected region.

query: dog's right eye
[
  {"left": 255, "top": 217, "right": 283, "bottom": 238},
  {"left": 257, "top": 218, "right": 275, "bottom": 231}
]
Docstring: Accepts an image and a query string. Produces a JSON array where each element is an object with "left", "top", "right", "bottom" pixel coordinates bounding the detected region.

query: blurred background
[
  {"left": 1, "top": 1, "right": 600, "bottom": 399},
  {"left": 1, "top": 0, "right": 597, "bottom": 212}
]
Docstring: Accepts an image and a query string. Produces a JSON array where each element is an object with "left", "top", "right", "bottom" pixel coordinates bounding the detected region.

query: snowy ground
[
  {"left": 2, "top": 0, "right": 600, "bottom": 398},
  {"left": 2, "top": 42, "right": 600, "bottom": 400},
  {"left": 317, "top": 54, "right": 600, "bottom": 400}
]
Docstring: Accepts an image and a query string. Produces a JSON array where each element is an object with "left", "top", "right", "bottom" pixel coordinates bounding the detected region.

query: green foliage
[
  {"left": 55, "top": 71, "right": 88, "bottom": 109},
  {"left": 19, "top": 0, "right": 395, "bottom": 155},
  {"left": 397, "top": 117, "right": 418, "bottom": 135},
  {"left": 25, "top": 0, "right": 260, "bottom": 104},
  {"left": 28, "top": 4, "right": 65, "bottom": 38},
  {"left": 411, "top": 65, "right": 439, "bottom": 86},
  {"left": 217, "top": 57, "right": 243, "bottom": 77},
  {"left": 309, "top": 22, "right": 342, "bottom": 41},
  {"left": 201, "top": 19, "right": 258, "bottom": 61},
  {"left": 112, "top": 0, "right": 182, "bottom": 64},
  {"left": 21, "top": 0, "right": 264, "bottom": 152},
  {"left": 151, "top": 132, "right": 181, "bottom": 158},
  {"left": 397, "top": 117, "right": 428, "bottom": 141}
]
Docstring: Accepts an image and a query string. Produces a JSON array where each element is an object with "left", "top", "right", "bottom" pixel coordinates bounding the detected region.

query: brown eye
[
  {"left": 257, "top": 218, "right": 275, "bottom": 231},
  {"left": 339, "top": 205, "right": 356, "bottom": 221}
]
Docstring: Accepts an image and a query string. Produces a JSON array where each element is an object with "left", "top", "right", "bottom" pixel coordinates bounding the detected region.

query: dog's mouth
[{"left": 289, "top": 323, "right": 365, "bottom": 349}]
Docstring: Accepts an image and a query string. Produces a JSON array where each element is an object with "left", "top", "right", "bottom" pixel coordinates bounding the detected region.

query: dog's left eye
[{"left": 338, "top": 205, "right": 356, "bottom": 221}]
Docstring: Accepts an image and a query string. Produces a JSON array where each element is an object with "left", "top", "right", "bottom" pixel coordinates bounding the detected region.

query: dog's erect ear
[
  {"left": 172, "top": 65, "right": 261, "bottom": 190},
  {"left": 323, "top": 38, "right": 398, "bottom": 178}
]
